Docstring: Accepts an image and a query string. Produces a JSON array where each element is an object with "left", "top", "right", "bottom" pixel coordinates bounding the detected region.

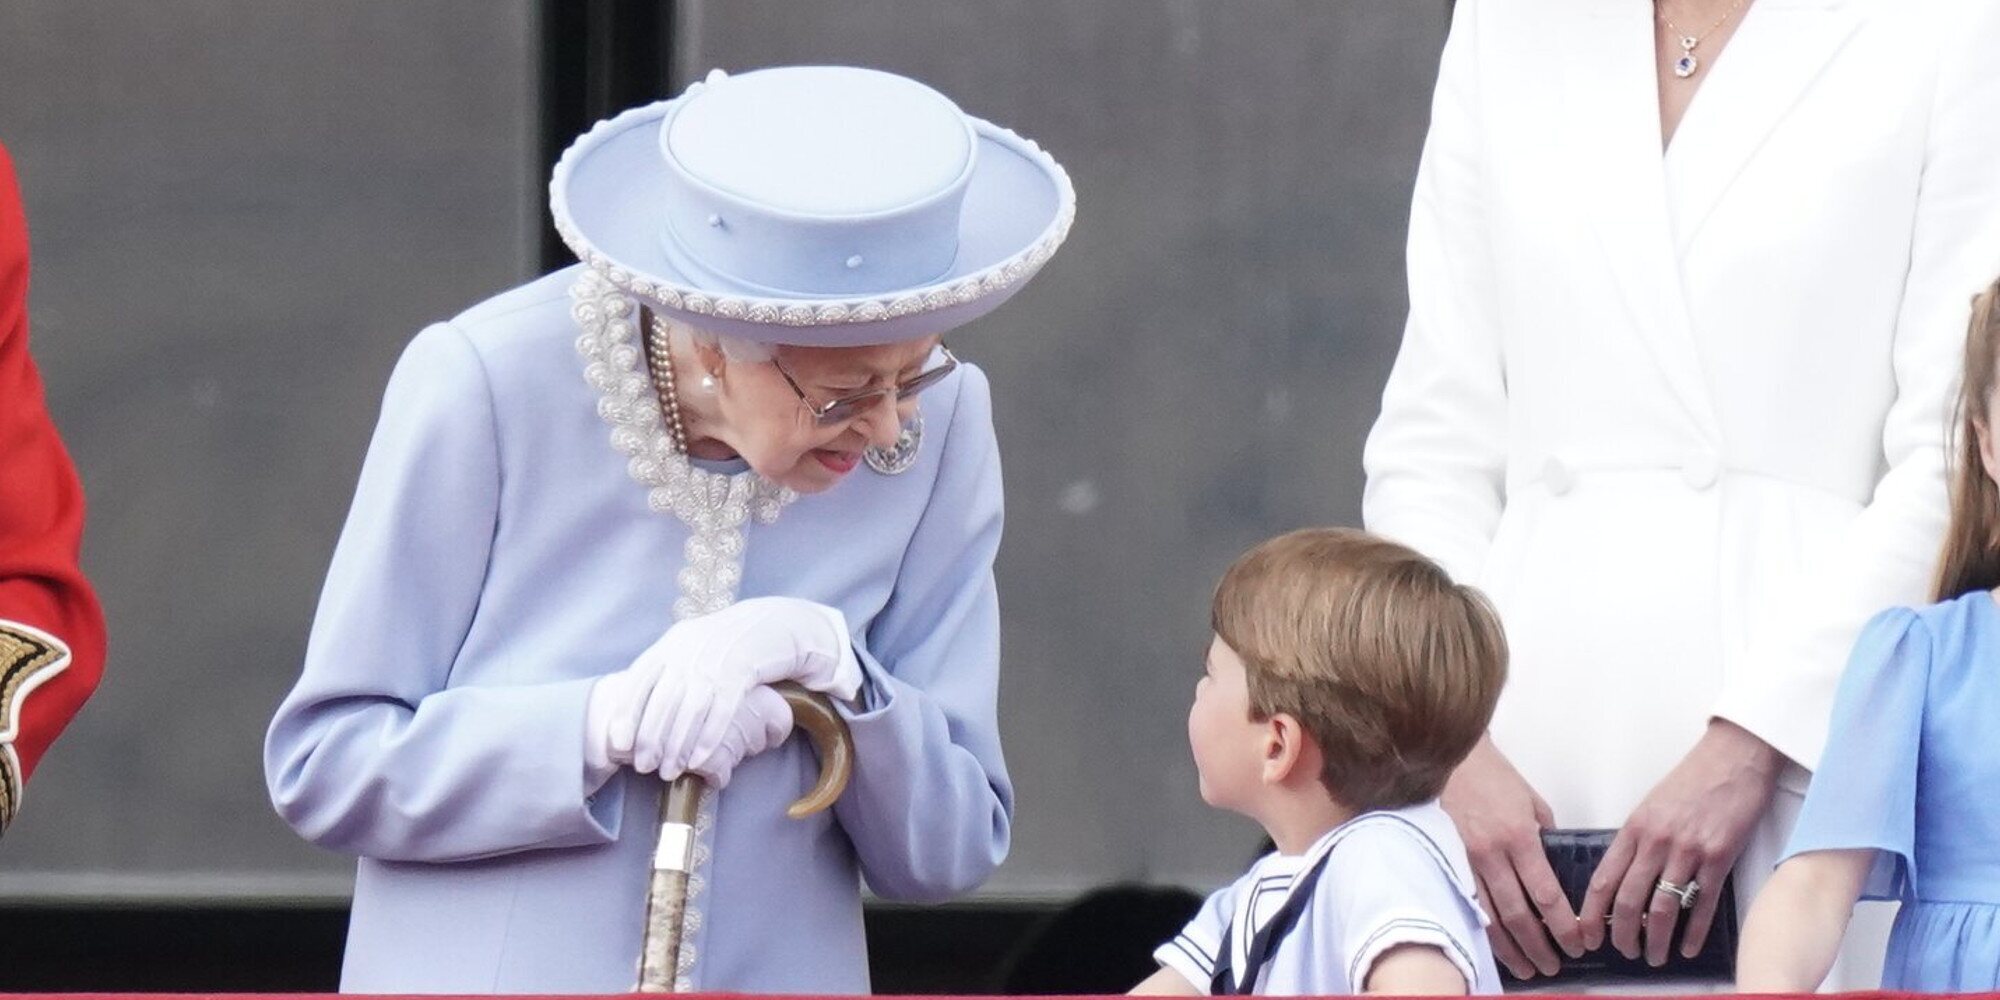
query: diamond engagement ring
[{"left": 1655, "top": 878, "right": 1700, "bottom": 910}]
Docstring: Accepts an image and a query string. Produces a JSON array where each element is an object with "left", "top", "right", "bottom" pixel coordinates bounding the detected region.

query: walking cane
[{"left": 636, "top": 681, "right": 856, "bottom": 992}]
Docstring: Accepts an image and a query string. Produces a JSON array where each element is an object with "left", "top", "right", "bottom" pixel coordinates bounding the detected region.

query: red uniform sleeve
[{"left": 0, "top": 141, "right": 106, "bottom": 835}]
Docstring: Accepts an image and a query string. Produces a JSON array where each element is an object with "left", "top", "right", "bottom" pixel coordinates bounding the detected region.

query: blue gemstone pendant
[{"left": 1674, "top": 36, "right": 1700, "bottom": 78}]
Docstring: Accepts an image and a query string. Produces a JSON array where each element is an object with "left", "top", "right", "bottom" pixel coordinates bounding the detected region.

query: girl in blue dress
[{"left": 1738, "top": 275, "right": 2000, "bottom": 992}]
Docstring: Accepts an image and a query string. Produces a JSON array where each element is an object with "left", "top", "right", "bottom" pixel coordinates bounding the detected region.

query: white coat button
[
  {"left": 1681, "top": 452, "right": 1722, "bottom": 491},
  {"left": 1541, "top": 457, "right": 1574, "bottom": 496}
]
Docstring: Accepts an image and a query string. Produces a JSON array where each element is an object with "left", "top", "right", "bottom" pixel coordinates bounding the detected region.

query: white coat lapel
[
  {"left": 1559, "top": 1, "right": 1719, "bottom": 435},
  {"left": 1665, "top": 0, "right": 1864, "bottom": 254}
]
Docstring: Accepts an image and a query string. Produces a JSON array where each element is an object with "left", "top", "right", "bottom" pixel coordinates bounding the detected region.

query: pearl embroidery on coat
[{"left": 571, "top": 268, "right": 795, "bottom": 989}]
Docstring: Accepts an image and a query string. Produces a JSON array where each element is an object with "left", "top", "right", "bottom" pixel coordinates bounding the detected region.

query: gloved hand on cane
[{"left": 585, "top": 596, "right": 863, "bottom": 787}]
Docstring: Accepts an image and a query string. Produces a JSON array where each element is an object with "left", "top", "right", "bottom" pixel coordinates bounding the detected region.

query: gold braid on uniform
[
  {"left": 0, "top": 622, "right": 68, "bottom": 835},
  {"left": 0, "top": 744, "right": 14, "bottom": 834}
]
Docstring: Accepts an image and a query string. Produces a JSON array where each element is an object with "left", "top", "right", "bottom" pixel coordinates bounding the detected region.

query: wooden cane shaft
[
  {"left": 635, "top": 685, "right": 856, "bottom": 992},
  {"left": 637, "top": 776, "right": 705, "bottom": 992}
]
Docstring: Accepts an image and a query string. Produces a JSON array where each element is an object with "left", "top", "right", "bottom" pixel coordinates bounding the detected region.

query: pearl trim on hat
[{"left": 549, "top": 83, "right": 1076, "bottom": 329}]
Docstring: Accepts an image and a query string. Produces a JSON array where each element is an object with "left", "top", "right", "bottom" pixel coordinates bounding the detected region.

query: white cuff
[
  {"left": 1347, "top": 914, "right": 1477, "bottom": 993},
  {"left": 1153, "top": 933, "right": 1217, "bottom": 996}
]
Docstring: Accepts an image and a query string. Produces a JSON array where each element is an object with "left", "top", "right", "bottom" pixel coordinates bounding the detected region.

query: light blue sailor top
[
  {"left": 264, "top": 265, "right": 1012, "bottom": 994},
  {"left": 1155, "top": 801, "right": 1501, "bottom": 995}
]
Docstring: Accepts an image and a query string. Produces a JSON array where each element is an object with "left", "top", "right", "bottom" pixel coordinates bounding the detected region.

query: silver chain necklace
[{"left": 1657, "top": 0, "right": 1748, "bottom": 79}]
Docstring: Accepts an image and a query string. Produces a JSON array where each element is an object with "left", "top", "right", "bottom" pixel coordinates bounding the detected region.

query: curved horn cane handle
[{"left": 773, "top": 681, "right": 854, "bottom": 819}]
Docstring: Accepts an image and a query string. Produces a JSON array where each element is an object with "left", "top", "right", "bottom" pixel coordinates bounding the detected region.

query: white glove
[
  {"left": 585, "top": 663, "right": 653, "bottom": 788},
  {"left": 585, "top": 683, "right": 797, "bottom": 790},
  {"left": 586, "top": 597, "right": 861, "bottom": 781},
  {"left": 686, "top": 684, "right": 795, "bottom": 789}
]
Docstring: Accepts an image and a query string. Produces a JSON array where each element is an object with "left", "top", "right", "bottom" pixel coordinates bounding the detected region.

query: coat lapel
[
  {"left": 1665, "top": 0, "right": 1864, "bottom": 255},
  {"left": 1558, "top": 1, "right": 1719, "bottom": 436}
]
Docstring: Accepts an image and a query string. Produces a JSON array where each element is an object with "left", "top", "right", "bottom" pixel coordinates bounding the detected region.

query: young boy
[{"left": 1134, "top": 528, "right": 1506, "bottom": 996}]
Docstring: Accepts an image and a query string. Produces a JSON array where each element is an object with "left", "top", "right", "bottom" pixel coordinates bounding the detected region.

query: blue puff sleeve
[{"left": 1782, "top": 606, "right": 1931, "bottom": 900}]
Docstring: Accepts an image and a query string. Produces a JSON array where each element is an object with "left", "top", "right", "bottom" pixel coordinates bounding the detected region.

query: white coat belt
[{"left": 1529, "top": 452, "right": 1726, "bottom": 497}]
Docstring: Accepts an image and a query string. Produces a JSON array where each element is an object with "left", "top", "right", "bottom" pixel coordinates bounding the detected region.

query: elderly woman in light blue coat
[{"left": 264, "top": 66, "right": 1074, "bottom": 994}]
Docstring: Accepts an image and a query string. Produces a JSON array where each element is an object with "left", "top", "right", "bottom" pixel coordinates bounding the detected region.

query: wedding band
[{"left": 1655, "top": 878, "right": 1699, "bottom": 910}]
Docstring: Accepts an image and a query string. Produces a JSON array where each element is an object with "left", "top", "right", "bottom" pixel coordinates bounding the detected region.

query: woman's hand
[
  {"left": 585, "top": 680, "right": 796, "bottom": 789},
  {"left": 1577, "top": 718, "right": 1779, "bottom": 966},
  {"left": 1441, "top": 737, "right": 1584, "bottom": 979},
  {"left": 683, "top": 684, "right": 795, "bottom": 788},
  {"left": 588, "top": 597, "right": 861, "bottom": 779}
]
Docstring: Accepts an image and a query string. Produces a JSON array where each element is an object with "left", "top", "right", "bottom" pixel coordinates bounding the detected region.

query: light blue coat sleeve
[
  {"left": 833, "top": 364, "right": 1013, "bottom": 902},
  {"left": 263, "top": 324, "right": 620, "bottom": 863},
  {"left": 1781, "top": 606, "right": 1929, "bottom": 900}
]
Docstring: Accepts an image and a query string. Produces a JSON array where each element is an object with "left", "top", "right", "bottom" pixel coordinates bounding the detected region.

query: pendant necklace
[{"left": 1657, "top": 0, "right": 1748, "bottom": 79}]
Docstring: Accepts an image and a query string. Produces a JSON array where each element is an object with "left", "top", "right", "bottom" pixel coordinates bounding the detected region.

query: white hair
[{"left": 661, "top": 317, "right": 773, "bottom": 363}]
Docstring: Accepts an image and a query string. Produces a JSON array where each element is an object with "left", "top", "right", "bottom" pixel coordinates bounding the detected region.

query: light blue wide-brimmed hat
[{"left": 550, "top": 65, "right": 1076, "bottom": 347}]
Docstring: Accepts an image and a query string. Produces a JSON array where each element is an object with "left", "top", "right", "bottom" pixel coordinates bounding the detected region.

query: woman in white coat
[{"left": 1363, "top": 0, "right": 2000, "bottom": 986}]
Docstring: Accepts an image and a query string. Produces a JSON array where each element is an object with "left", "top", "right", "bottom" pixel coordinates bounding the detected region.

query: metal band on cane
[{"left": 636, "top": 683, "right": 856, "bottom": 992}]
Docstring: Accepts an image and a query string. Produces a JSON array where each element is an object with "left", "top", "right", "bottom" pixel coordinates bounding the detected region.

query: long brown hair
[{"left": 1934, "top": 277, "right": 2000, "bottom": 601}]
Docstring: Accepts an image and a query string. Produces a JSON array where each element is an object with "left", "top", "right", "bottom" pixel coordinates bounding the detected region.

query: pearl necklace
[
  {"left": 569, "top": 268, "right": 796, "bottom": 619},
  {"left": 644, "top": 311, "right": 690, "bottom": 454}
]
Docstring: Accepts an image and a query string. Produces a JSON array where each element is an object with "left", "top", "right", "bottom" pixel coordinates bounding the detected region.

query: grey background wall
[{"left": 0, "top": 1, "right": 1446, "bottom": 900}]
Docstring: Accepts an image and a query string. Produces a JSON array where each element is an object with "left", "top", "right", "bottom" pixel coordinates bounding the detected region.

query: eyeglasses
[{"left": 771, "top": 345, "right": 959, "bottom": 425}]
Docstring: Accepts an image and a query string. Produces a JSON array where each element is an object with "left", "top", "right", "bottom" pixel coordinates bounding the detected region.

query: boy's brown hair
[{"left": 1210, "top": 527, "right": 1506, "bottom": 812}]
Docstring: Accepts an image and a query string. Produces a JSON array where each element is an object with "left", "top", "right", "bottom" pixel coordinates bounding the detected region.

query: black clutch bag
[{"left": 1511, "top": 829, "right": 1738, "bottom": 984}]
